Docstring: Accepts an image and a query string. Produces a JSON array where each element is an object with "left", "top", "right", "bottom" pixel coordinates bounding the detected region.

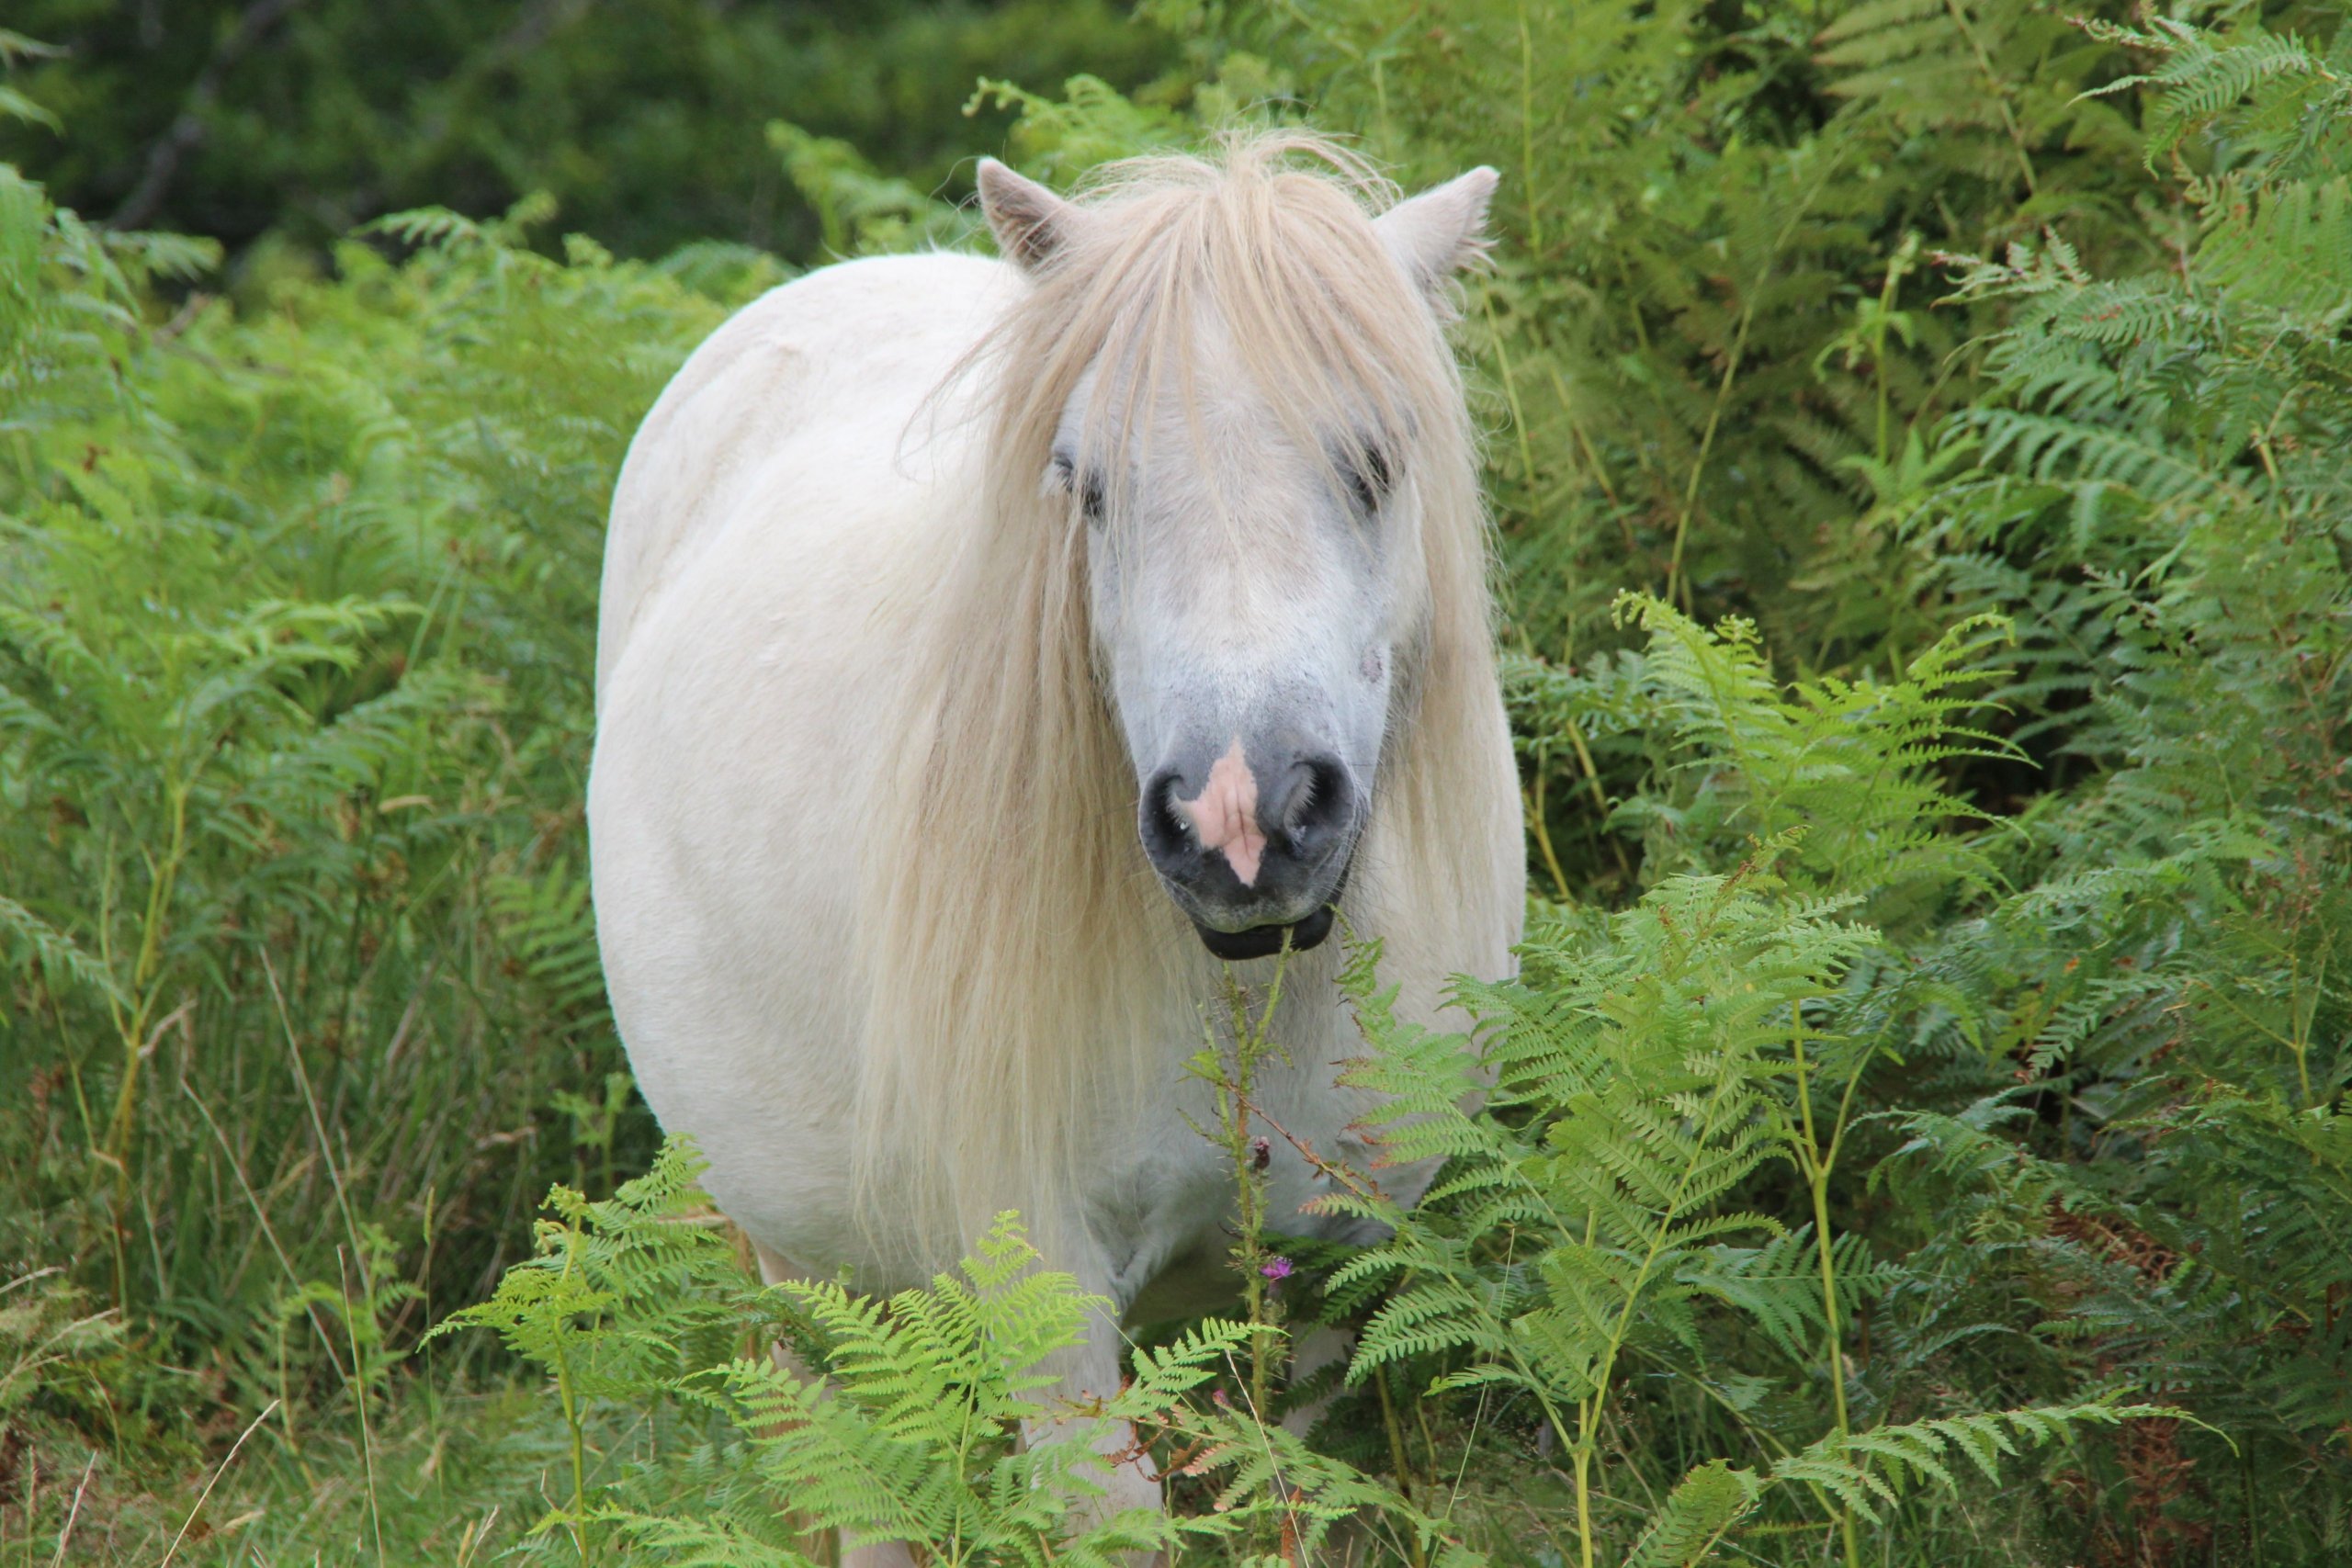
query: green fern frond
[
  {"left": 1623, "top": 1458, "right": 1764, "bottom": 1568},
  {"left": 0, "top": 891, "right": 125, "bottom": 1009},
  {"left": 2081, "top": 17, "right": 2337, "bottom": 166},
  {"left": 1770, "top": 1399, "right": 2180, "bottom": 1523}
]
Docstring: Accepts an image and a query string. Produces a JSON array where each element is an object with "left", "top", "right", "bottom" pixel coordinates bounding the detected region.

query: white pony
[{"left": 589, "top": 133, "right": 1522, "bottom": 1532}]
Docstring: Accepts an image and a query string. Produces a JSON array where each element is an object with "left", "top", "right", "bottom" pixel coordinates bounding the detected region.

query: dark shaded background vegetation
[{"left": 0, "top": 0, "right": 1173, "bottom": 257}]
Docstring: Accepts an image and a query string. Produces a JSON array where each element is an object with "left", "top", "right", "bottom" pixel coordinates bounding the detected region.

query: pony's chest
[{"left": 1085, "top": 1032, "right": 1384, "bottom": 1322}]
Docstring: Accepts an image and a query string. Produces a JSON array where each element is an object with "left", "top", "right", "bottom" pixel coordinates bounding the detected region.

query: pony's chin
[{"left": 1192, "top": 904, "right": 1336, "bottom": 962}]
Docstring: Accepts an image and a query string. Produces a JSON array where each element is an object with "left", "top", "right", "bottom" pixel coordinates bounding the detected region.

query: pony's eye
[
  {"left": 1053, "top": 453, "right": 1106, "bottom": 524},
  {"left": 1341, "top": 443, "right": 1396, "bottom": 516}
]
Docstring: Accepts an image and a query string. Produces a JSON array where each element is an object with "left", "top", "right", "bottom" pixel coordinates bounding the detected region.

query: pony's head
[
  {"left": 975, "top": 138, "right": 1496, "bottom": 960},
  {"left": 865, "top": 136, "right": 1506, "bottom": 1259}
]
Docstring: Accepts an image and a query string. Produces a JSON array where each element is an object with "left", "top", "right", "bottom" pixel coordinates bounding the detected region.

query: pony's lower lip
[{"left": 1193, "top": 904, "right": 1336, "bottom": 962}]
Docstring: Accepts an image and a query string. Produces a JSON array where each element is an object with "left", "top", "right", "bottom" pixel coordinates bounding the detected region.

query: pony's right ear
[
  {"left": 1374, "top": 166, "right": 1500, "bottom": 296},
  {"left": 977, "top": 159, "right": 1079, "bottom": 271}
]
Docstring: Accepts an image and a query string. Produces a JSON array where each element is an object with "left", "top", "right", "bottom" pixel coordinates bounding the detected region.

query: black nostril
[
  {"left": 1140, "top": 769, "right": 1193, "bottom": 866},
  {"left": 1271, "top": 755, "right": 1354, "bottom": 862}
]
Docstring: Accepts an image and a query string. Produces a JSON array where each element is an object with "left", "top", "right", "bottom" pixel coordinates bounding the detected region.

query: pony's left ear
[
  {"left": 977, "top": 158, "right": 1080, "bottom": 272},
  {"left": 1374, "top": 166, "right": 1500, "bottom": 294}
]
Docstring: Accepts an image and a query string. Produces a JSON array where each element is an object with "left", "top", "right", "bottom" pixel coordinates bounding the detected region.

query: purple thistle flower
[{"left": 1259, "top": 1255, "right": 1294, "bottom": 1282}]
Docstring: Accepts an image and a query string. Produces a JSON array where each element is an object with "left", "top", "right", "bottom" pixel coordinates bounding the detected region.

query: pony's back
[{"left": 594, "top": 253, "right": 1015, "bottom": 701}]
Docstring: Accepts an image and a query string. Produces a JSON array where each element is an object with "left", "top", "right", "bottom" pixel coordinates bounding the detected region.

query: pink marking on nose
[{"left": 1180, "top": 739, "right": 1266, "bottom": 887}]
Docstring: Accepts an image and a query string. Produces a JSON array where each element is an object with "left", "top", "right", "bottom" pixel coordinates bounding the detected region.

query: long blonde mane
[{"left": 856, "top": 131, "right": 1502, "bottom": 1265}]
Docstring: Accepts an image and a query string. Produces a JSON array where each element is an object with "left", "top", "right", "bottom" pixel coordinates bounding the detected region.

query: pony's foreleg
[
  {"left": 1019, "top": 1321, "right": 1166, "bottom": 1565},
  {"left": 753, "top": 1244, "right": 917, "bottom": 1568},
  {"left": 1014, "top": 1411, "right": 1163, "bottom": 1516},
  {"left": 754, "top": 1246, "right": 1160, "bottom": 1562}
]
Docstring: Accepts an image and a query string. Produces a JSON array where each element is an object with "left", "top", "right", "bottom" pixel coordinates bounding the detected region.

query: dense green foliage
[{"left": 5, "top": 1, "right": 2350, "bottom": 1563}]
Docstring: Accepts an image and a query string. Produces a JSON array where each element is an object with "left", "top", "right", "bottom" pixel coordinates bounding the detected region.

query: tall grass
[{"left": 0, "top": 182, "right": 763, "bottom": 1556}]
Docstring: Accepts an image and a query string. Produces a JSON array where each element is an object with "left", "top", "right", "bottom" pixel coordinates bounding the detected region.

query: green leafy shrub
[
  {"left": 1306, "top": 597, "right": 2169, "bottom": 1564},
  {"left": 438, "top": 1141, "right": 1476, "bottom": 1568}
]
